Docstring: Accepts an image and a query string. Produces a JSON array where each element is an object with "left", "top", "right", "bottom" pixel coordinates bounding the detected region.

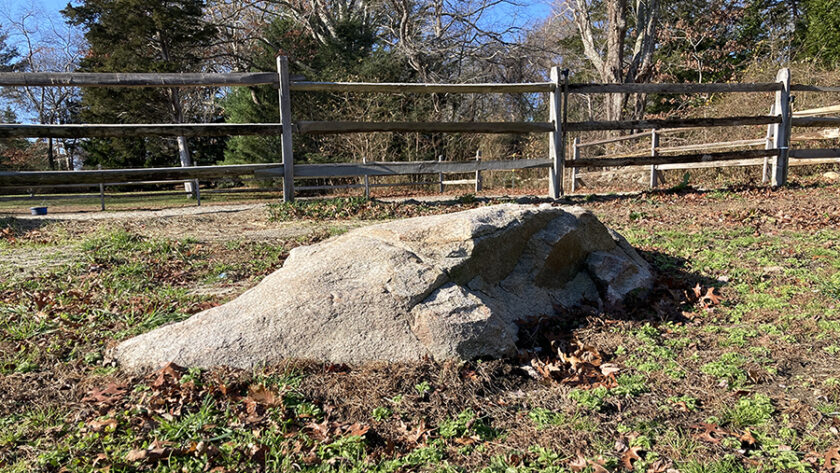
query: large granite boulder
[{"left": 112, "top": 204, "right": 653, "bottom": 373}]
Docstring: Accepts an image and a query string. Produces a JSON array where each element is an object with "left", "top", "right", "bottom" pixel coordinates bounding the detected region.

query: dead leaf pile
[{"left": 516, "top": 317, "right": 619, "bottom": 388}]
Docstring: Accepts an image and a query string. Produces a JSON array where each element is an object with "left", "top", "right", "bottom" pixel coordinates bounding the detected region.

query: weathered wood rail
[
  {"left": 1, "top": 64, "right": 838, "bottom": 207},
  {"left": 571, "top": 68, "right": 840, "bottom": 191}
]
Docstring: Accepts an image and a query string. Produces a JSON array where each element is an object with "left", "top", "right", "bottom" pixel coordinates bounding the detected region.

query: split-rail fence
[{"left": 0, "top": 61, "right": 837, "bottom": 206}]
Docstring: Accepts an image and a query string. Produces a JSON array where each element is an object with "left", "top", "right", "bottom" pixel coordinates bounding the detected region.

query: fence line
[{"left": 2, "top": 64, "right": 840, "bottom": 207}]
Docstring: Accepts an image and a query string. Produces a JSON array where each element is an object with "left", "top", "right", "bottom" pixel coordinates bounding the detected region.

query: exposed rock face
[{"left": 112, "top": 204, "right": 653, "bottom": 373}]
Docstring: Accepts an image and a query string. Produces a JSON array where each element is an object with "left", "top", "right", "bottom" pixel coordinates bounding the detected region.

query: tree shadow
[
  {"left": 0, "top": 216, "right": 59, "bottom": 234},
  {"left": 558, "top": 179, "right": 826, "bottom": 206}
]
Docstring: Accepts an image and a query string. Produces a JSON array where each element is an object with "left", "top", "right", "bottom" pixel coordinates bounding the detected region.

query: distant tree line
[{"left": 1, "top": 0, "right": 839, "bottom": 171}]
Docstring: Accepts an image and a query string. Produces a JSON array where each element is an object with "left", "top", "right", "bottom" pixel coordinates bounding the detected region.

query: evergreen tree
[
  {"left": 62, "top": 0, "right": 218, "bottom": 168},
  {"left": 222, "top": 16, "right": 413, "bottom": 165},
  {"left": 0, "top": 28, "right": 17, "bottom": 72},
  {"left": 802, "top": 0, "right": 840, "bottom": 65},
  {"left": 0, "top": 36, "right": 27, "bottom": 169}
]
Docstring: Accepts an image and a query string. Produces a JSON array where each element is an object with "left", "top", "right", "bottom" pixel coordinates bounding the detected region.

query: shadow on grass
[
  {"left": 560, "top": 178, "right": 827, "bottom": 206},
  {"left": 515, "top": 248, "right": 724, "bottom": 363},
  {"left": 0, "top": 215, "right": 58, "bottom": 235}
]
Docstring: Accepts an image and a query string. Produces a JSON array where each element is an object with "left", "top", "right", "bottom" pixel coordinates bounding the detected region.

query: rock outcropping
[{"left": 113, "top": 204, "right": 653, "bottom": 373}]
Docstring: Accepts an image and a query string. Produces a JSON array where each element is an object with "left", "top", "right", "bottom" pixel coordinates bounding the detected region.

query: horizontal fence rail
[
  {"left": 790, "top": 84, "right": 840, "bottom": 93},
  {"left": 0, "top": 163, "right": 282, "bottom": 186},
  {"left": 0, "top": 123, "right": 284, "bottom": 138},
  {"left": 295, "top": 121, "right": 553, "bottom": 134},
  {"left": 0, "top": 72, "right": 303, "bottom": 87},
  {"left": 789, "top": 148, "right": 840, "bottom": 159},
  {"left": 568, "top": 82, "right": 783, "bottom": 94},
  {"left": 256, "top": 159, "right": 552, "bottom": 179},
  {"left": 0, "top": 121, "right": 553, "bottom": 138},
  {"left": 790, "top": 117, "right": 840, "bottom": 127},
  {"left": 567, "top": 115, "right": 781, "bottom": 132},
  {"left": 568, "top": 149, "right": 780, "bottom": 168},
  {"left": 289, "top": 81, "right": 554, "bottom": 93}
]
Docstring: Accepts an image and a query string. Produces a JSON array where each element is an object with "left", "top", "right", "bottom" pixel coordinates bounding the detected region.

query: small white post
[
  {"left": 438, "top": 155, "right": 444, "bottom": 193},
  {"left": 474, "top": 149, "right": 482, "bottom": 193},
  {"left": 571, "top": 137, "right": 580, "bottom": 192},
  {"left": 548, "top": 66, "right": 564, "bottom": 199},
  {"left": 649, "top": 130, "right": 659, "bottom": 189},
  {"left": 193, "top": 179, "right": 201, "bottom": 206},
  {"left": 98, "top": 164, "right": 105, "bottom": 211},
  {"left": 762, "top": 102, "right": 776, "bottom": 184},
  {"left": 362, "top": 156, "right": 370, "bottom": 199},
  {"left": 277, "top": 56, "right": 295, "bottom": 202},
  {"left": 772, "top": 68, "right": 791, "bottom": 187}
]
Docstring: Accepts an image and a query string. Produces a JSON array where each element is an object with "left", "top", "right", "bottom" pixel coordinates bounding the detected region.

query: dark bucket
[{"left": 30, "top": 206, "right": 48, "bottom": 216}]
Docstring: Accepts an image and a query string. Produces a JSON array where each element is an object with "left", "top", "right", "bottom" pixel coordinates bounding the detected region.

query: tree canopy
[
  {"left": 0, "top": 0, "right": 836, "bottom": 170},
  {"left": 62, "top": 0, "right": 219, "bottom": 168}
]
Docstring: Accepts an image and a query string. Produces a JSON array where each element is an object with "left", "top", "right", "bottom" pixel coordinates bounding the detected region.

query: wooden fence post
[
  {"left": 193, "top": 179, "right": 201, "bottom": 206},
  {"left": 548, "top": 66, "right": 565, "bottom": 198},
  {"left": 362, "top": 156, "right": 370, "bottom": 199},
  {"left": 772, "top": 68, "right": 791, "bottom": 187},
  {"left": 762, "top": 103, "right": 775, "bottom": 184},
  {"left": 98, "top": 164, "right": 105, "bottom": 211},
  {"left": 571, "top": 137, "right": 580, "bottom": 192},
  {"left": 649, "top": 130, "right": 659, "bottom": 188},
  {"left": 474, "top": 149, "right": 482, "bottom": 192},
  {"left": 277, "top": 56, "right": 295, "bottom": 202},
  {"left": 438, "top": 155, "right": 444, "bottom": 193}
]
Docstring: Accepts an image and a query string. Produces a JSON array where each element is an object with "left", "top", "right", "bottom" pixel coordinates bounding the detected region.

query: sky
[{"left": 4, "top": 0, "right": 554, "bottom": 33}]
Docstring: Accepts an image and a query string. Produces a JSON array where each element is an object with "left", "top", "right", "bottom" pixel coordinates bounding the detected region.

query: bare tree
[
  {"left": 378, "top": 0, "right": 527, "bottom": 83},
  {"left": 2, "top": 4, "right": 83, "bottom": 169},
  {"left": 564, "top": 0, "right": 659, "bottom": 120},
  {"left": 204, "top": 0, "right": 279, "bottom": 72},
  {"left": 275, "top": 0, "right": 380, "bottom": 47}
]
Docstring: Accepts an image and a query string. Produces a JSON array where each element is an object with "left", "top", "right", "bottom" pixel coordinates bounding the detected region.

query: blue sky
[{"left": 4, "top": 0, "right": 553, "bottom": 32}]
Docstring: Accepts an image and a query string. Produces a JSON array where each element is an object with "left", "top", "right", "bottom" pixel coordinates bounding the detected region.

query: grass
[{"left": 2, "top": 181, "right": 840, "bottom": 472}]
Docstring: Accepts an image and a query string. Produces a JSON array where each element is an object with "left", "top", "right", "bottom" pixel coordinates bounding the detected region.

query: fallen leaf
[
  {"left": 400, "top": 420, "right": 429, "bottom": 445},
  {"left": 151, "top": 362, "right": 183, "bottom": 388},
  {"left": 701, "top": 287, "right": 723, "bottom": 307},
  {"left": 92, "top": 453, "right": 108, "bottom": 466},
  {"left": 83, "top": 383, "right": 127, "bottom": 405},
  {"left": 246, "top": 384, "right": 283, "bottom": 408},
  {"left": 621, "top": 447, "right": 644, "bottom": 470},
  {"left": 739, "top": 429, "right": 757, "bottom": 449},
  {"left": 346, "top": 423, "right": 370, "bottom": 437},
  {"left": 125, "top": 449, "right": 147, "bottom": 462},
  {"left": 825, "top": 447, "right": 840, "bottom": 472},
  {"left": 569, "top": 454, "right": 588, "bottom": 472},
  {"left": 305, "top": 421, "right": 330, "bottom": 441},
  {"left": 692, "top": 423, "right": 727, "bottom": 444},
  {"left": 88, "top": 418, "right": 117, "bottom": 432},
  {"left": 645, "top": 459, "right": 670, "bottom": 473},
  {"left": 692, "top": 283, "right": 703, "bottom": 299}
]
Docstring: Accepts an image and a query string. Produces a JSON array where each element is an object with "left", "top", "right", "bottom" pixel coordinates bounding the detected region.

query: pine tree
[
  {"left": 802, "top": 0, "right": 840, "bottom": 66},
  {"left": 62, "top": 0, "right": 218, "bottom": 168},
  {"left": 0, "top": 28, "right": 17, "bottom": 72},
  {"left": 222, "top": 16, "right": 413, "bottom": 165}
]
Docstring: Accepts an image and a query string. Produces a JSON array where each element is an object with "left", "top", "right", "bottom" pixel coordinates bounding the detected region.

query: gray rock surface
[{"left": 112, "top": 204, "right": 654, "bottom": 373}]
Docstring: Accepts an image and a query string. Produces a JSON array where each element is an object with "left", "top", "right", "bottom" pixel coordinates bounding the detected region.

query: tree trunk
[
  {"left": 169, "top": 88, "right": 194, "bottom": 195},
  {"left": 47, "top": 137, "right": 56, "bottom": 170},
  {"left": 177, "top": 135, "right": 194, "bottom": 194},
  {"left": 570, "top": 0, "right": 659, "bottom": 122}
]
